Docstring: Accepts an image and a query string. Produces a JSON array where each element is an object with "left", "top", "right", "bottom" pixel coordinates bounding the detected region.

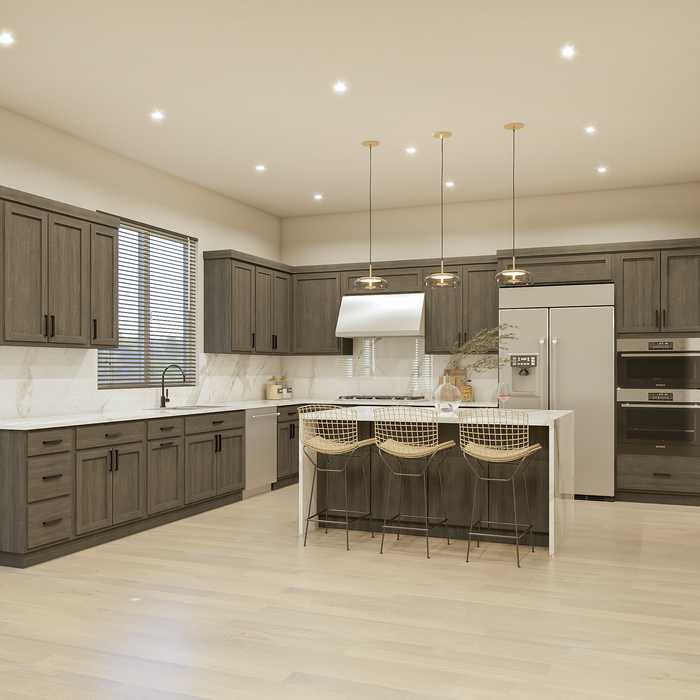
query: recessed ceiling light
[
  {"left": 0, "top": 31, "right": 14, "bottom": 45},
  {"left": 406, "top": 147, "right": 416, "bottom": 154},
  {"left": 597, "top": 166, "right": 608, "bottom": 173},
  {"left": 585, "top": 126, "right": 596, "bottom": 133},
  {"left": 255, "top": 165, "right": 265, "bottom": 171},
  {"left": 314, "top": 194, "right": 323, "bottom": 200},
  {"left": 562, "top": 45, "right": 575, "bottom": 58},
  {"left": 333, "top": 82, "right": 346, "bottom": 92},
  {"left": 446, "top": 182, "right": 454, "bottom": 187},
  {"left": 150, "top": 110, "right": 164, "bottom": 121}
]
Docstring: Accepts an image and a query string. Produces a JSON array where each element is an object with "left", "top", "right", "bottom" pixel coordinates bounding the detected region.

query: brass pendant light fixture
[
  {"left": 425, "top": 132, "right": 460, "bottom": 288},
  {"left": 495, "top": 123, "right": 533, "bottom": 286},
  {"left": 354, "top": 140, "right": 388, "bottom": 292}
]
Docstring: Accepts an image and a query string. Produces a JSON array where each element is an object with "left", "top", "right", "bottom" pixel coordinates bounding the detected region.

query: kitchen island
[{"left": 299, "top": 408, "right": 574, "bottom": 556}]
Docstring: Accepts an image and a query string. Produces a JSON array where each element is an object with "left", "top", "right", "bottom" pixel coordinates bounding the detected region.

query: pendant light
[
  {"left": 354, "top": 141, "right": 388, "bottom": 292},
  {"left": 424, "top": 132, "right": 460, "bottom": 288},
  {"left": 495, "top": 123, "right": 533, "bottom": 286}
]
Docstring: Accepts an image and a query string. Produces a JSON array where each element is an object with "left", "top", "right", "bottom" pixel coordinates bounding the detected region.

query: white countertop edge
[{"left": 0, "top": 399, "right": 565, "bottom": 431}]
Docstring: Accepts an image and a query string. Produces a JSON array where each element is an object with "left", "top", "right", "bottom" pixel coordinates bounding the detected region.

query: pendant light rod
[{"left": 504, "top": 123, "right": 523, "bottom": 269}]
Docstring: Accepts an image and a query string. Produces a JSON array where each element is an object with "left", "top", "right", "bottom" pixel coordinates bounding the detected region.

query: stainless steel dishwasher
[{"left": 244, "top": 407, "right": 280, "bottom": 497}]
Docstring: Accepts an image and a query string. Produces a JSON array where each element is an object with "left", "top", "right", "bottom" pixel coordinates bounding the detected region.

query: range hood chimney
[{"left": 335, "top": 293, "right": 425, "bottom": 338}]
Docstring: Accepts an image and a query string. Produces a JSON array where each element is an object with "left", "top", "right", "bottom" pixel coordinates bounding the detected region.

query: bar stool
[
  {"left": 374, "top": 406, "right": 454, "bottom": 558},
  {"left": 298, "top": 404, "right": 375, "bottom": 550},
  {"left": 458, "top": 408, "right": 541, "bottom": 567}
]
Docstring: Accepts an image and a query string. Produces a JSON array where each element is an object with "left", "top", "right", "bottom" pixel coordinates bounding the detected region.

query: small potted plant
[{"left": 445, "top": 324, "right": 517, "bottom": 401}]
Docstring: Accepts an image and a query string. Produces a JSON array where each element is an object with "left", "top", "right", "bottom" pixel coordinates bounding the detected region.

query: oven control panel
[
  {"left": 648, "top": 392, "right": 673, "bottom": 402},
  {"left": 648, "top": 341, "right": 674, "bottom": 350}
]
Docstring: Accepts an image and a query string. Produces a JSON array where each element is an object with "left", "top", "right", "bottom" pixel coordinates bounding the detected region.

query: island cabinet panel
[
  {"left": 292, "top": 272, "right": 352, "bottom": 355},
  {"left": 423, "top": 263, "right": 498, "bottom": 354},
  {"left": 614, "top": 247, "right": 700, "bottom": 334},
  {"left": 90, "top": 224, "right": 119, "bottom": 347}
]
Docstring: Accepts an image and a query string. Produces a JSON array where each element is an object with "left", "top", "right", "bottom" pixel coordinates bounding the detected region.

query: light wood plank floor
[{"left": 1, "top": 486, "right": 700, "bottom": 699}]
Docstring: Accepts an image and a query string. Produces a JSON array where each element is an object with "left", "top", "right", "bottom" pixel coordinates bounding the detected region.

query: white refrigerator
[{"left": 499, "top": 284, "right": 615, "bottom": 498}]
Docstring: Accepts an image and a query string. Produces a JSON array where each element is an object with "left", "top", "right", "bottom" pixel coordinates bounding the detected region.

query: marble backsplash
[{"left": 0, "top": 338, "right": 498, "bottom": 419}]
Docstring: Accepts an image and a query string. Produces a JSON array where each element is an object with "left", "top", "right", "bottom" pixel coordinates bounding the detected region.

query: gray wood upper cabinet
[
  {"left": 90, "top": 225, "right": 119, "bottom": 347},
  {"left": 292, "top": 271, "right": 352, "bottom": 355},
  {"left": 340, "top": 267, "right": 424, "bottom": 294},
  {"left": 423, "top": 263, "right": 499, "bottom": 354},
  {"left": 204, "top": 258, "right": 289, "bottom": 355},
  {"left": 1, "top": 189, "right": 119, "bottom": 349},
  {"left": 614, "top": 248, "right": 700, "bottom": 334},
  {"left": 497, "top": 252, "right": 613, "bottom": 286}
]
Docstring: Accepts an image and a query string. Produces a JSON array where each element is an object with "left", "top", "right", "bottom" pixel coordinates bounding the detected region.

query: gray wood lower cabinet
[
  {"left": 75, "top": 442, "right": 146, "bottom": 535},
  {"left": 0, "top": 409, "right": 246, "bottom": 568},
  {"left": 276, "top": 406, "right": 299, "bottom": 483}
]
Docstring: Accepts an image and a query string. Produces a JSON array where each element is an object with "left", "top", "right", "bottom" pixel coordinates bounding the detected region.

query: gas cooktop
[{"left": 338, "top": 395, "right": 426, "bottom": 401}]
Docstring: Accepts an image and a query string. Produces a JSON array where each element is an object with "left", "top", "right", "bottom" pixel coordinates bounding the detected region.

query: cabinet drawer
[
  {"left": 147, "top": 416, "right": 185, "bottom": 440},
  {"left": 27, "top": 452, "right": 73, "bottom": 503},
  {"left": 27, "top": 496, "right": 72, "bottom": 549},
  {"left": 27, "top": 428, "right": 73, "bottom": 456},
  {"left": 185, "top": 411, "right": 244, "bottom": 434},
  {"left": 617, "top": 454, "right": 700, "bottom": 493},
  {"left": 278, "top": 406, "right": 300, "bottom": 422},
  {"left": 76, "top": 421, "right": 145, "bottom": 449}
]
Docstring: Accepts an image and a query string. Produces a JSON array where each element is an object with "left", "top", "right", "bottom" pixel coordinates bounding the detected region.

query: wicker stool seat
[
  {"left": 298, "top": 404, "right": 375, "bottom": 550},
  {"left": 459, "top": 408, "right": 542, "bottom": 567},
  {"left": 374, "top": 406, "right": 454, "bottom": 558}
]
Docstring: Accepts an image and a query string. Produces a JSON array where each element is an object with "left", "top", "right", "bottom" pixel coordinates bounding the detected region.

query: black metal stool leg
[
  {"left": 380, "top": 470, "right": 393, "bottom": 554},
  {"left": 361, "top": 454, "right": 374, "bottom": 538},
  {"left": 304, "top": 460, "right": 318, "bottom": 547},
  {"left": 512, "top": 475, "right": 520, "bottom": 568},
  {"left": 523, "top": 469, "right": 535, "bottom": 553},
  {"left": 423, "top": 471, "right": 430, "bottom": 559}
]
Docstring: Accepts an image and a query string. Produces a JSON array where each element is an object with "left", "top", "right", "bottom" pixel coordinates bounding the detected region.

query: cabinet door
[
  {"left": 423, "top": 265, "right": 462, "bottom": 354},
  {"left": 47, "top": 213, "right": 89, "bottom": 345},
  {"left": 216, "top": 428, "right": 245, "bottom": 495},
  {"left": 661, "top": 248, "right": 700, "bottom": 332},
  {"left": 463, "top": 264, "right": 499, "bottom": 341},
  {"left": 293, "top": 272, "right": 349, "bottom": 354},
  {"left": 111, "top": 443, "right": 145, "bottom": 525},
  {"left": 277, "top": 422, "right": 292, "bottom": 479},
  {"left": 185, "top": 433, "right": 216, "bottom": 503},
  {"left": 90, "top": 224, "right": 118, "bottom": 347},
  {"left": 3, "top": 202, "right": 48, "bottom": 343},
  {"left": 148, "top": 437, "right": 185, "bottom": 514},
  {"left": 289, "top": 420, "right": 299, "bottom": 476},
  {"left": 255, "top": 267, "right": 274, "bottom": 353},
  {"left": 613, "top": 252, "right": 661, "bottom": 334},
  {"left": 75, "top": 448, "right": 112, "bottom": 535},
  {"left": 272, "top": 270, "right": 291, "bottom": 354},
  {"left": 231, "top": 260, "right": 255, "bottom": 352},
  {"left": 204, "top": 258, "right": 233, "bottom": 353}
]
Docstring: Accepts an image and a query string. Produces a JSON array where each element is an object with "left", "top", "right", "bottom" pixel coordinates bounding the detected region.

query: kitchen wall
[
  {"left": 280, "top": 183, "right": 700, "bottom": 266},
  {"left": 0, "top": 107, "right": 283, "bottom": 418}
]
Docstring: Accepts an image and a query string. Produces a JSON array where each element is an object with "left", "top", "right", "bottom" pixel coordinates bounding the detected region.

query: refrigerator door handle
[
  {"left": 539, "top": 337, "right": 546, "bottom": 409},
  {"left": 551, "top": 336, "right": 558, "bottom": 410}
]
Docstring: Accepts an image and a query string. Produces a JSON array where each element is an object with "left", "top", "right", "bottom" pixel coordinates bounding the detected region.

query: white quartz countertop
[{"left": 0, "top": 398, "right": 521, "bottom": 431}]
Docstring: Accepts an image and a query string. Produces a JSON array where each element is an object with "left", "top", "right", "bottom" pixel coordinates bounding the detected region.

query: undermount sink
[{"left": 170, "top": 405, "right": 232, "bottom": 410}]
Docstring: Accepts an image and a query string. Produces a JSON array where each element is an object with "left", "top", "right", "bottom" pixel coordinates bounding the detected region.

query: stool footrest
[
  {"left": 307, "top": 508, "right": 372, "bottom": 527},
  {"left": 382, "top": 514, "right": 448, "bottom": 535},
  {"left": 468, "top": 519, "right": 533, "bottom": 543}
]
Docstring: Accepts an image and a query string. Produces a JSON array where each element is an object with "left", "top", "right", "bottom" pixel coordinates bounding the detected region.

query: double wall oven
[{"left": 616, "top": 338, "right": 700, "bottom": 497}]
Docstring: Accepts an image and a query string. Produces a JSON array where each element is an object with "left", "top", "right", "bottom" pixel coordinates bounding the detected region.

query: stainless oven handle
[
  {"left": 620, "top": 353, "right": 700, "bottom": 358},
  {"left": 619, "top": 403, "right": 700, "bottom": 408}
]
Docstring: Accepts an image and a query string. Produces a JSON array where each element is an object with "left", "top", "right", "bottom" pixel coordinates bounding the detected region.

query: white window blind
[
  {"left": 339, "top": 338, "right": 375, "bottom": 377},
  {"left": 98, "top": 223, "right": 197, "bottom": 389}
]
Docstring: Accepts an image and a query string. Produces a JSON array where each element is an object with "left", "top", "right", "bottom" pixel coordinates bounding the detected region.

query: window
[
  {"left": 98, "top": 222, "right": 197, "bottom": 389},
  {"left": 339, "top": 338, "right": 375, "bottom": 377}
]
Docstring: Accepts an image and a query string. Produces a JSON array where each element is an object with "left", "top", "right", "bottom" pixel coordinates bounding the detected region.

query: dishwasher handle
[{"left": 250, "top": 412, "right": 281, "bottom": 418}]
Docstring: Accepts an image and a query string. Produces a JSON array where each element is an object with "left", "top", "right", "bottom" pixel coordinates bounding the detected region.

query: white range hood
[{"left": 335, "top": 293, "right": 425, "bottom": 338}]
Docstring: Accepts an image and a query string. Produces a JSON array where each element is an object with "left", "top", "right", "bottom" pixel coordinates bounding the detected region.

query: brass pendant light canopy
[
  {"left": 354, "top": 141, "right": 388, "bottom": 292},
  {"left": 425, "top": 132, "right": 461, "bottom": 288},
  {"left": 496, "top": 123, "right": 533, "bottom": 286}
]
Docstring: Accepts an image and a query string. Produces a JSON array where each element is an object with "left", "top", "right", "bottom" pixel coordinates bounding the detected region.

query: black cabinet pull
[
  {"left": 93, "top": 319, "right": 98, "bottom": 340},
  {"left": 42, "top": 439, "right": 63, "bottom": 445},
  {"left": 655, "top": 309, "right": 659, "bottom": 328},
  {"left": 653, "top": 472, "right": 672, "bottom": 478},
  {"left": 160, "top": 441, "right": 174, "bottom": 447},
  {"left": 273, "top": 334, "right": 277, "bottom": 350},
  {"left": 105, "top": 432, "right": 122, "bottom": 437},
  {"left": 290, "top": 423, "right": 295, "bottom": 439},
  {"left": 160, "top": 426, "right": 175, "bottom": 431},
  {"left": 44, "top": 314, "right": 49, "bottom": 337},
  {"left": 114, "top": 449, "right": 119, "bottom": 471},
  {"left": 663, "top": 309, "right": 666, "bottom": 327},
  {"left": 212, "top": 420, "right": 224, "bottom": 425},
  {"left": 109, "top": 449, "right": 113, "bottom": 472},
  {"left": 42, "top": 473, "right": 63, "bottom": 481},
  {"left": 43, "top": 518, "right": 63, "bottom": 527},
  {"left": 51, "top": 315, "right": 56, "bottom": 337},
  {"left": 252, "top": 332, "right": 255, "bottom": 348}
]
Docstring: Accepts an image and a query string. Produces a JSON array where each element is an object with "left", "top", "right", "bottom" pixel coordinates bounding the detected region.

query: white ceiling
[{"left": 1, "top": 0, "right": 699, "bottom": 219}]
